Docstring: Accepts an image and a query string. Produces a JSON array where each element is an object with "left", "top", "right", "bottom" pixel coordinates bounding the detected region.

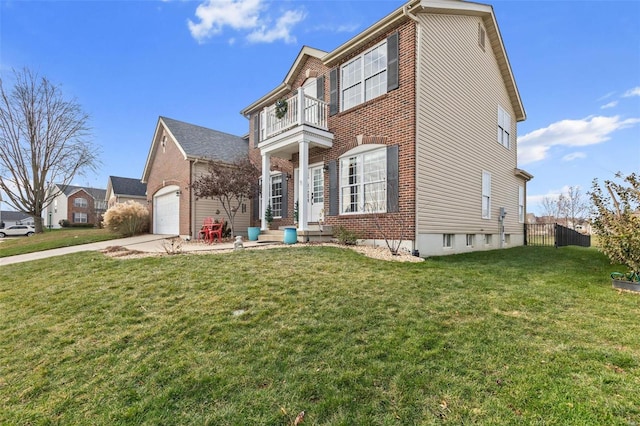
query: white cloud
[
  {"left": 518, "top": 115, "right": 640, "bottom": 165},
  {"left": 623, "top": 87, "right": 640, "bottom": 97},
  {"left": 600, "top": 101, "right": 617, "bottom": 109},
  {"left": 247, "top": 9, "right": 306, "bottom": 44},
  {"left": 562, "top": 152, "right": 586, "bottom": 162},
  {"left": 187, "top": 0, "right": 305, "bottom": 44}
]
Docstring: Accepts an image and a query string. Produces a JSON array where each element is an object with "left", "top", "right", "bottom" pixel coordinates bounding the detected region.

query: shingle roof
[
  {"left": 161, "top": 116, "right": 248, "bottom": 163},
  {"left": 56, "top": 184, "right": 106, "bottom": 201},
  {"left": 1, "top": 211, "right": 30, "bottom": 222},
  {"left": 109, "top": 176, "right": 147, "bottom": 197}
]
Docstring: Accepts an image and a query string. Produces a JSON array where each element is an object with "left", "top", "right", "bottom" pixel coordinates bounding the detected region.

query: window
[
  {"left": 498, "top": 106, "right": 511, "bottom": 148},
  {"left": 340, "top": 147, "right": 386, "bottom": 214},
  {"left": 74, "top": 197, "right": 88, "bottom": 208},
  {"left": 270, "top": 175, "right": 283, "bottom": 218},
  {"left": 478, "top": 23, "right": 486, "bottom": 51},
  {"left": 466, "top": 234, "right": 474, "bottom": 247},
  {"left": 260, "top": 110, "right": 266, "bottom": 141},
  {"left": 482, "top": 171, "right": 491, "bottom": 219},
  {"left": 443, "top": 234, "right": 454, "bottom": 248},
  {"left": 518, "top": 186, "right": 525, "bottom": 223},
  {"left": 505, "top": 234, "right": 511, "bottom": 245},
  {"left": 73, "top": 212, "right": 88, "bottom": 223},
  {"left": 484, "top": 234, "right": 492, "bottom": 245},
  {"left": 341, "top": 41, "right": 387, "bottom": 111}
]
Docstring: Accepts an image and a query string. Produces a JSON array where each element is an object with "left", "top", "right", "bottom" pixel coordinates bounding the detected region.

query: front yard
[{"left": 1, "top": 245, "right": 638, "bottom": 424}]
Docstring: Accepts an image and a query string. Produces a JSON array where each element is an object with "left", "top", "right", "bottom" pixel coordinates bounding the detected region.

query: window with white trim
[
  {"left": 340, "top": 147, "right": 386, "bottom": 214},
  {"left": 484, "top": 234, "right": 492, "bottom": 245},
  {"left": 341, "top": 41, "right": 387, "bottom": 111},
  {"left": 74, "top": 197, "right": 88, "bottom": 208},
  {"left": 443, "top": 234, "right": 454, "bottom": 248},
  {"left": 73, "top": 212, "right": 88, "bottom": 223},
  {"left": 498, "top": 106, "right": 511, "bottom": 148},
  {"left": 271, "top": 175, "right": 283, "bottom": 218},
  {"left": 482, "top": 171, "right": 491, "bottom": 219},
  {"left": 518, "top": 185, "right": 525, "bottom": 223}
]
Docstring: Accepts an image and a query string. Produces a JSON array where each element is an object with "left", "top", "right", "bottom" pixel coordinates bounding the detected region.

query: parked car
[{"left": 0, "top": 225, "right": 35, "bottom": 237}]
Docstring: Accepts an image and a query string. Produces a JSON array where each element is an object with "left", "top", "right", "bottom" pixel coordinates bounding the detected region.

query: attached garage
[{"left": 153, "top": 186, "right": 180, "bottom": 235}]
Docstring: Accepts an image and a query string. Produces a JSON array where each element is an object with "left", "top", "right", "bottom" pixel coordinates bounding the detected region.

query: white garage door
[{"left": 154, "top": 191, "right": 179, "bottom": 235}]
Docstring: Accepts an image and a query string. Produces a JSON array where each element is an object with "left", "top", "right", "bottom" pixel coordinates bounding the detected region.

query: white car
[{"left": 0, "top": 225, "right": 36, "bottom": 238}]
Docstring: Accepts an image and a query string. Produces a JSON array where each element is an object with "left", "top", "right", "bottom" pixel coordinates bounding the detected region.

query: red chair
[
  {"left": 198, "top": 217, "right": 214, "bottom": 241},
  {"left": 207, "top": 220, "right": 224, "bottom": 243}
]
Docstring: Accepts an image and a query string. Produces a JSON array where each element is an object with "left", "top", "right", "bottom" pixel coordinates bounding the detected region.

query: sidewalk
[{"left": 0, "top": 234, "right": 271, "bottom": 266}]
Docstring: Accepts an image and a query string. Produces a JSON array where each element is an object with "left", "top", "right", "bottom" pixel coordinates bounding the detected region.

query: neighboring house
[
  {"left": 106, "top": 176, "right": 148, "bottom": 208},
  {"left": 241, "top": 0, "right": 532, "bottom": 256},
  {"left": 141, "top": 116, "right": 250, "bottom": 238},
  {"left": 44, "top": 184, "right": 107, "bottom": 228},
  {"left": 0, "top": 211, "right": 33, "bottom": 228}
]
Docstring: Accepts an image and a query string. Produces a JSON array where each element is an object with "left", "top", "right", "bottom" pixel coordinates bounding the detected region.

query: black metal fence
[{"left": 524, "top": 223, "right": 590, "bottom": 248}]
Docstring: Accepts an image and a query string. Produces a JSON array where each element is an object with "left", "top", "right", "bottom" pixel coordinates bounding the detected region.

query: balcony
[{"left": 258, "top": 87, "right": 334, "bottom": 158}]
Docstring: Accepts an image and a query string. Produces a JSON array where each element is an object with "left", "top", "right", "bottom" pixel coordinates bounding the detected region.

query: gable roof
[
  {"left": 107, "top": 176, "right": 147, "bottom": 198},
  {"left": 241, "top": 0, "right": 525, "bottom": 122},
  {"left": 142, "top": 116, "right": 248, "bottom": 182},
  {"left": 54, "top": 184, "right": 106, "bottom": 201}
]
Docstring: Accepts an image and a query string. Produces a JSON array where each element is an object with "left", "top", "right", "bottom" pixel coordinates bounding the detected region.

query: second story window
[
  {"left": 498, "top": 105, "right": 511, "bottom": 149},
  {"left": 341, "top": 41, "right": 387, "bottom": 111},
  {"left": 74, "top": 197, "right": 88, "bottom": 208}
]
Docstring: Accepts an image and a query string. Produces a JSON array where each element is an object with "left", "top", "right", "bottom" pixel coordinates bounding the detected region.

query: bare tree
[
  {"left": 191, "top": 157, "right": 260, "bottom": 237},
  {"left": 540, "top": 195, "right": 560, "bottom": 221},
  {"left": 0, "top": 69, "right": 99, "bottom": 233},
  {"left": 559, "top": 186, "right": 588, "bottom": 229}
]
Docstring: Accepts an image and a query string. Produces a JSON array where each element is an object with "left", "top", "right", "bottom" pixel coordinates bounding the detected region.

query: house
[
  {"left": 106, "top": 176, "right": 147, "bottom": 208},
  {"left": 0, "top": 210, "right": 33, "bottom": 228},
  {"left": 44, "top": 184, "right": 107, "bottom": 228},
  {"left": 241, "top": 0, "right": 532, "bottom": 256},
  {"left": 141, "top": 116, "right": 250, "bottom": 238}
]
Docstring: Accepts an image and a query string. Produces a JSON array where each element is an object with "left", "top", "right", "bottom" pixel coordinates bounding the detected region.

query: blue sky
[{"left": 1, "top": 0, "right": 638, "bottom": 215}]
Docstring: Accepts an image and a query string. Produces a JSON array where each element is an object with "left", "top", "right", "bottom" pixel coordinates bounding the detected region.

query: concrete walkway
[{"left": 0, "top": 234, "right": 271, "bottom": 266}]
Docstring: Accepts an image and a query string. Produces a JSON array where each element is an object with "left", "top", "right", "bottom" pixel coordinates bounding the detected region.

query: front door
[{"left": 308, "top": 165, "right": 324, "bottom": 223}]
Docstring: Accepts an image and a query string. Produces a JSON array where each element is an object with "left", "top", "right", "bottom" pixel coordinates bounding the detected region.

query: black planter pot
[{"left": 612, "top": 278, "right": 640, "bottom": 293}]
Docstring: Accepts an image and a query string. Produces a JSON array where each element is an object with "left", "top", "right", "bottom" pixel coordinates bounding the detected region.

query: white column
[
  {"left": 298, "top": 140, "right": 309, "bottom": 231},
  {"left": 261, "top": 152, "right": 271, "bottom": 231}
]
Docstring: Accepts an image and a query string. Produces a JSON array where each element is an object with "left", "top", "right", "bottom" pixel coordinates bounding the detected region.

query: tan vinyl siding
[
  {"left": 416, "top": 13, "right": 523, "bottom": 237},
  {"left": 191, "top": 162, "right": 251, "bottom": 238}
]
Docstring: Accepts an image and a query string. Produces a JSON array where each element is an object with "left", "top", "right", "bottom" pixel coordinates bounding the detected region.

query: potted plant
[
  {"left": 590, "top": 172, "right": 640, "bottom": 292},
  {"left": 265, "top": 204, "right": 274, "bottom": 230}
]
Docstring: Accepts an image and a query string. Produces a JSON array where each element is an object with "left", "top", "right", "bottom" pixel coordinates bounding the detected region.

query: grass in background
[
  {"left": 1, "top": 246, "right": 638, "bottom": 424},
  {"left": 0, "top": 228, "right": 119, "bottom": 257}
]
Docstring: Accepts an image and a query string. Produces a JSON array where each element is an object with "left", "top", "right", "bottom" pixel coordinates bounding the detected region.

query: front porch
[
  {"left": 258, "top": 87, "right": 334, "bottom": 233},
  {"left": 256, "top": 224, "right": 334, "bottom": 244}
]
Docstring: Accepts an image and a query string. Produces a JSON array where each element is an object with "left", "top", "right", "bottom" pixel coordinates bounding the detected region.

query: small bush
[
  {"left": 334, "top": 226, "right": 360, "bottom": 246},
  {"left": 69, "top": 223, "right": 95, "bottom": 228},
  {"left": 59, "top": 219, "right": 70, "bottom": 228},
  {"left": 103, "top": 201, "right": 149, "bottom": 237}
]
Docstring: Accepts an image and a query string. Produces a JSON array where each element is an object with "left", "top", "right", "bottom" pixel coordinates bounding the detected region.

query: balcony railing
[{"left": 264, "top": 88, "right": 328, "bottom": 139}]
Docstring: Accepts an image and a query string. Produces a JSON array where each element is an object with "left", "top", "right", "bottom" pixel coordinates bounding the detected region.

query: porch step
[{"left": 256, "top": 226, "right": 334, "bottom": 243}]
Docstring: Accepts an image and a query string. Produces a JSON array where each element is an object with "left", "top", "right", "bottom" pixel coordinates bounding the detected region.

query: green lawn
[
  {"left": 0, "top": 228, "right": 120, "bottom": 257},
  {"left": 1, "top": 246, "right": 638, "bottom": 425}
]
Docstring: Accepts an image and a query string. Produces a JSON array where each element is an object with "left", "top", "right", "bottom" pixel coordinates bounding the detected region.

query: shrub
[
  {"left": 334, "top": 226, "right": 360, "bottom": 246},
  {"left": 103, "top": 201, "right": 149, "bottom": 237},
  {"left": 58, "top": 219, "right": 70, "bottom": 228},
  {"left": 590, "top": 172, "right": 640, "bottom": 280}
]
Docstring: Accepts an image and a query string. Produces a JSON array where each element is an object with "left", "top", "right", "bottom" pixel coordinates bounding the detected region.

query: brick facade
[
  {"left": 67, "top": 189, "right": 98, "bottom": 225},
  {"left": 145, "top": 126, "right": 192, "bottom": 236},
  {"left": 248, "top": 19, "right": 417, "bottom": 242}
]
